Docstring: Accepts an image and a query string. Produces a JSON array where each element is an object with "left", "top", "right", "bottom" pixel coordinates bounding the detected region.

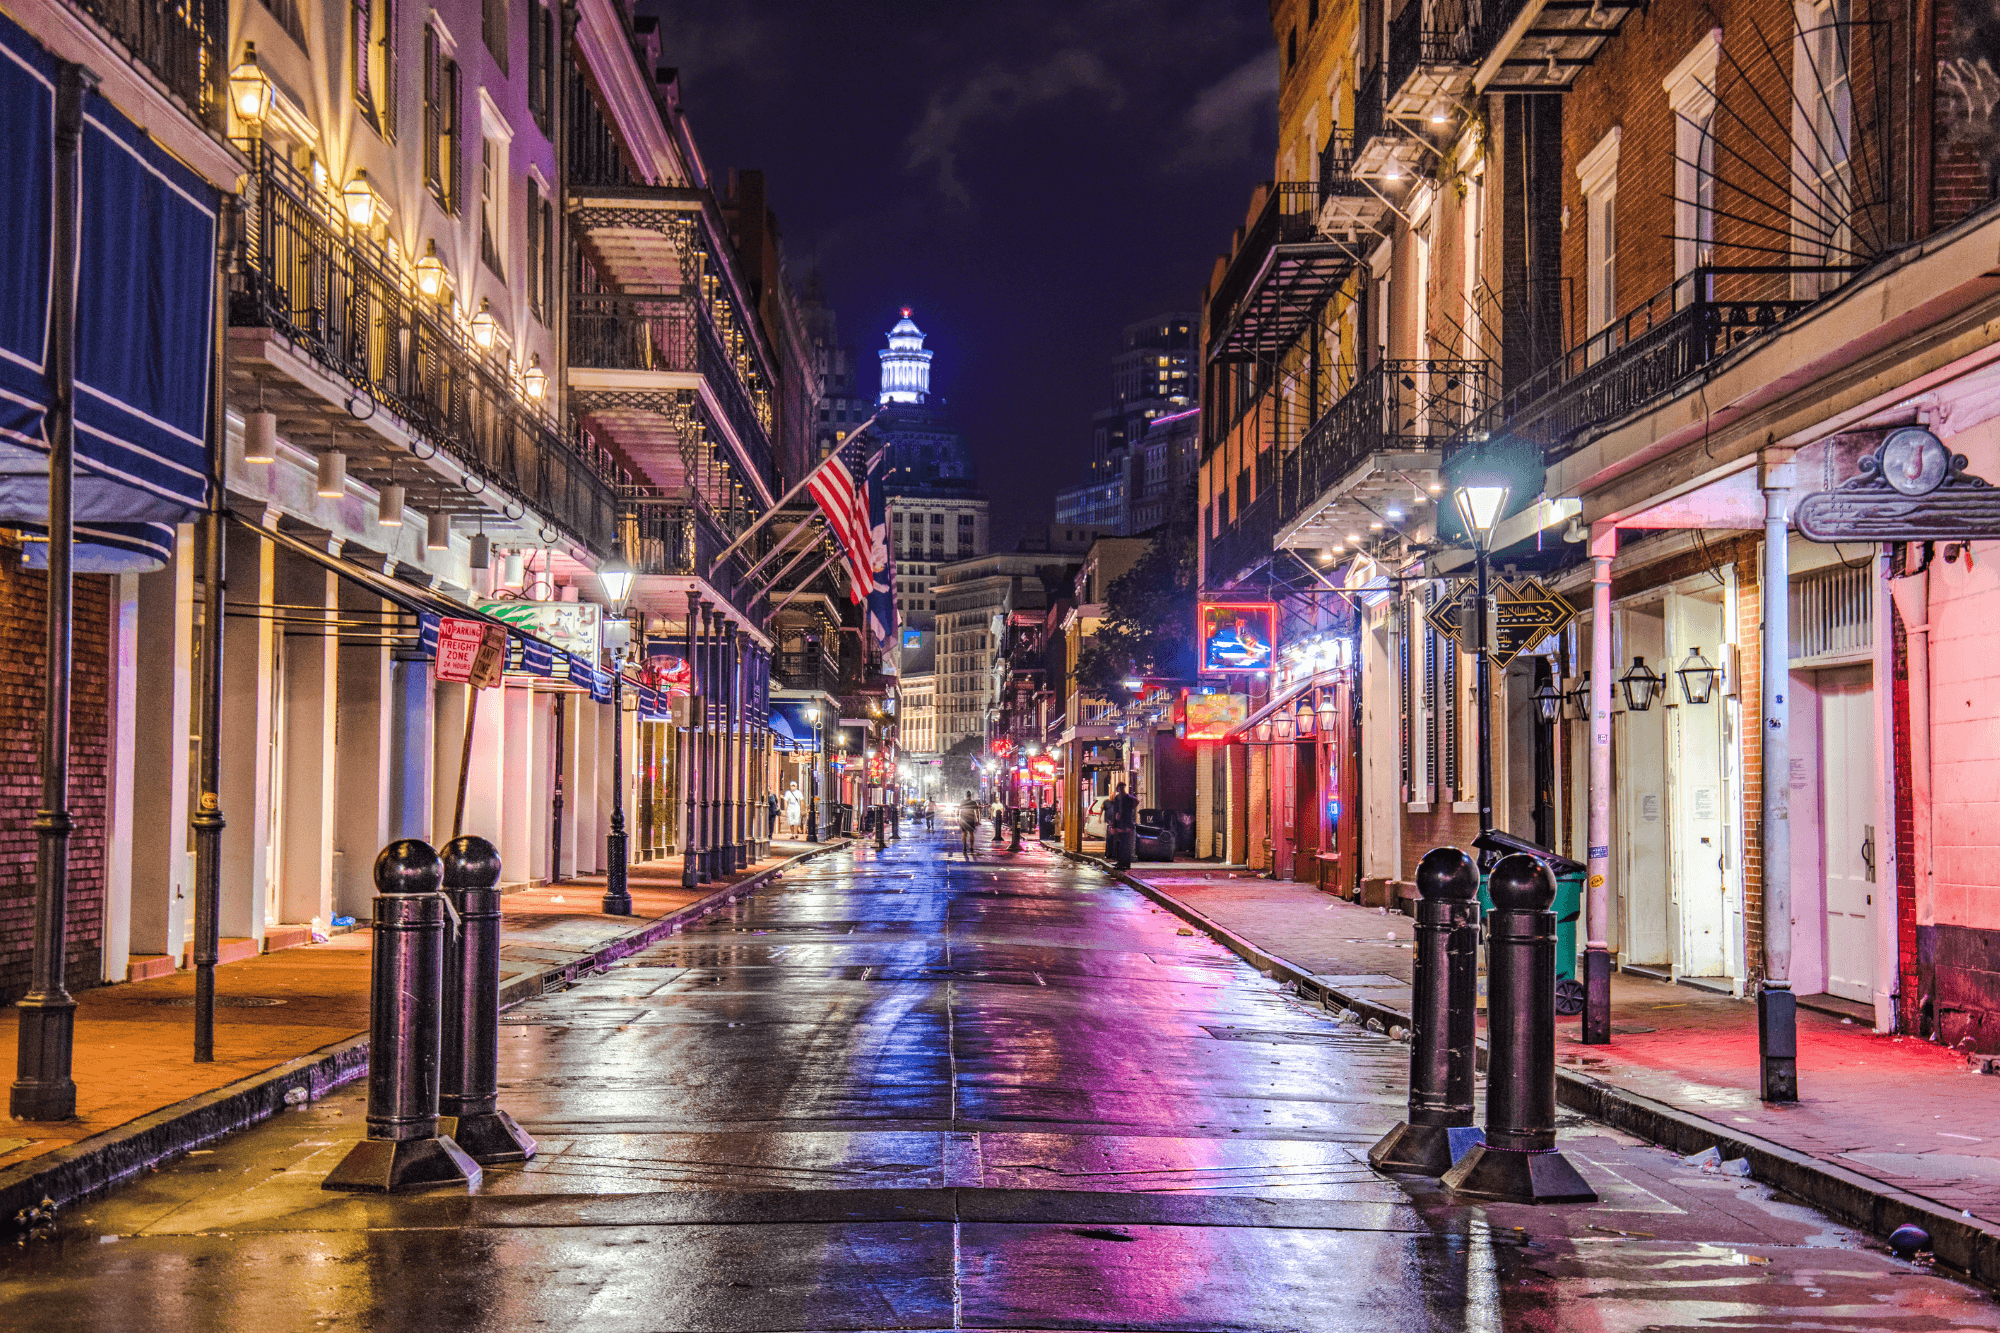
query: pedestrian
[
  {"left": 958, "top": 790, "right": 980, "bottom": 861},
  {"left": 924, "top": 797, "right": 936, "bottom": 831},
  {"left": 1106, "top": 781, "right": 1139, "bottom": 871},
  {"left": 767, "top": 790, "right": 779, "bottom": 842},
  {"left": 784, "top": 783, "right": 802, "bottom": 838},
  {"left": 991, "top": 797, "right": 1005, "bottom": 842}
]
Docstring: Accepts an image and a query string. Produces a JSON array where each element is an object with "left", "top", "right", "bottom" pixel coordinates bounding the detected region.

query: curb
[
  {"left": 1068, "top": 851, "right": 2000, "bottom": 1289},
  {"left": 0, "top": 839, "right": 853, "bottom": 1228}
]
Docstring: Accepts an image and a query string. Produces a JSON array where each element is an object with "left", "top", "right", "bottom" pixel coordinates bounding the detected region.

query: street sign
[
  {"left": 436, "top": 619, "right": 507, "bottom": 688},
  {"left": 1424, "top": 578, "right": 1576, "bottom": 665},
  {"left": 1491, "top": 579, "right": 1578, "bottom": 666}
]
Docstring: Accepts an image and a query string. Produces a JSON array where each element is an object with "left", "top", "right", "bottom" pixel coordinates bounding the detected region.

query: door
[
  {"left": 1820, "top": 665, "right": 1877, "bottom": 1003},
  {"left": 1616, "top": 607, "right": 1671, "bottom": 968},
  {"left": 1666, "top": 591, "right": 1729, "bottom": 978},
  {"left": 1295, "top": 740, "right": 1320, "bottom": 882}
]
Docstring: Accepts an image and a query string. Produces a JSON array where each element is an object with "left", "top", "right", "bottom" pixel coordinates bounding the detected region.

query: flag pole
[{"left": 710, "top": 422, "right": 887, "bottom": 568}]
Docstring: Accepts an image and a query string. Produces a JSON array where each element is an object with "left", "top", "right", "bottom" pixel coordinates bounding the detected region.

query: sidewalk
[
  {"left": 0, "top": 839, "right": 847, "bottom": 1223},
  {"left": 1098, "top": 859, "right": 2000, "bottom": 1286}
]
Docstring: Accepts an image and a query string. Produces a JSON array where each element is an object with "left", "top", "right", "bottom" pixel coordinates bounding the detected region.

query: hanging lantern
[
  {"left": 342, "top": 169, "right": 377, "bottom": 229},
  {"left": 377, "top": 483, "right": 405, "bottom": 527},
  {"left": 415, "top": 239, "right": 446, "bottom": 298},
  {"left": 523, "top": 353, "right": 548, "bottom": 400},
  {"left": 470, "top": 297, "right": 497, "bottom": 350},
  {"left": 1253, "top": 717, "right": 1273, "bottom": 743},
  {"left": 1677, "top": 646, "right": 1721, "bottom": 705},
  {"left": 229, "top": 43, "right": 273, "bottom": 129},
  {"left": 1563, "top": 672, "right": 1591, "bottom": 720},
  {"left": 316, "top": 450, "right": 346, "bottom": 498},
  {"left": 1316, "top": 692, "right": 1338, "bottom": 733},
  {"left": 1618, "top": 657, "right": 1666, "bottom": 712},
  {"left": 1274, "top": 711, "right": 1294, "bottom": 741},
  {"left": 427, "top": 509, "right": 452, "bottom": 550},
  {"left": 469, "top": 533, "right": 490, "bottom": 571},
  {"left": 243, "top": 409, "right": 277, "bottom": 464},
  {"left": 1532, "top": 677, "right": 1564, "bottom": 725},
  {"left": 1294, "top": 696, "right": 1316, "bottom": 737}
]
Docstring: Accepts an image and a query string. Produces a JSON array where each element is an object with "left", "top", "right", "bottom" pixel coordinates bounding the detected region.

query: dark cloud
[{"left": 644, "top": 1, "right": 1275, "bottom": 544}]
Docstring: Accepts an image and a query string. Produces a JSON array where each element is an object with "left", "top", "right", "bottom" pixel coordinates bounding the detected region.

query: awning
[
  {"left": 1227, "top": 677, "right": 1328, "bottom": 741},
  {"left": 0, "top": 10, "right": 218, "bottom": 534}
]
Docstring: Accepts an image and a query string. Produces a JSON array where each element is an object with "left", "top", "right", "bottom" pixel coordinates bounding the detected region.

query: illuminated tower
[{"left": 877, "top": 308, "right": 933, "bottom": 405}]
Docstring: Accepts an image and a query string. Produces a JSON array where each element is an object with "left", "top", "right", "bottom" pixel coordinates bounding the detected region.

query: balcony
[
  {"left": 1475, "top": 271, "right": 1818, "bottom": 465},
  {"left": 230, "top": 145, "right": 618, "bottom": 555},
  {"left": 1386, "top": 0, "right": 1478, "bottom": 119},
  {"left": 1206, "top": 360, "right": 1494, "bottom": 586},
  {"left": 623, "top": 497, "right": 771, "bottom": 622},
  {"left": 1207, "top": 176, "right": 1381, "bottom": 366},
  {"left": 774, "top": 645, "right": 842, "bottom": 694},
  {"left": 1462, "top": 0, "right": 1643, "bottom": 94},
  {"left": 77, "top": 0, "right": 222, "bottom": 125},
  {"left": 1350, "top": 64, "right": 1429, "bottom": 181}
]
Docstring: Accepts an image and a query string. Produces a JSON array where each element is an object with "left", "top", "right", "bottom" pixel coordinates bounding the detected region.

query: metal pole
[
  {"left": 549, "top": 695, "right": 565, "bottom": 883},
  {"left": 1583, "top": 526, "right": 1615, "bottom": 1045},
  {"left": 769, "top": 552, "right": 842, "bottom": 618},
  {"left": 1370, "top": 846, "right": 1483, "bottom": 1175},
  {"left": 681, "top": 592, "right": 702, "bottom": 888},
  {"left": 451, "top": 688, "right": 479, "bottom": 839},
  {"left": 723, "top": 622, "right": 741, "bottom": 874},
  {"left": 703, "top": 607, "right": 722, "bottom": 881},
  {"left": 736, "top": 515, "right": 823, "bottom": 590},
  {"left": 11, "top": 64, "right": 93, "bottom": 1118},
  {"left": 437, "top": 835, "right": 536, "bottom": 1163},
  {"left": 603, "top": 673, "right": 632, "bottom": 913},
  {"left": 323, "top": 840, "right": 480, "bottom": 1193},
  {"left": 1760, "top": 455, "right": 1798, "bottom": 1101},
  {"left": 1474, "top": 542, "right": 1495, "bottom": 857},
  {"left": 807, "top": 717, "right": 821, "bottom": 841},
  {"left": 1442, "top": 854, "right": 1597, "bottom": 1204}
]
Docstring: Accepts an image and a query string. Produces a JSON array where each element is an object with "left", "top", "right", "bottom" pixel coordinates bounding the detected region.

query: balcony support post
[
  {"left": 722, "top": 621, "right": 741, "bottom": 875},
  {"left": 1759, "top": 455, "right": 1798, "bottom": 1102},
  {"left": 681, "top": 593, "right": 704, "bottom": 889},
  {"left": 1583, "top": 523, "right": 1616, "bottom": 1045},
  {"left": 702, "top": 607, "right": 723, "bottom": 881}
]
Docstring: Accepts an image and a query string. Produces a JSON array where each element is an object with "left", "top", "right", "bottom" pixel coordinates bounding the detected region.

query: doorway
[
  {"left": 1615, "top": 605, "right": 1670, "bottom": 969},
  {"left": 1815, "top": 664, "right": 1877, "bottom": 1004}
]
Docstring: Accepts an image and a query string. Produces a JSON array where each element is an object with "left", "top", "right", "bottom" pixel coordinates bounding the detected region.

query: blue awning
[
  {"left": 0, "top": 11, "right": 217, "bottom": 549},
  {"left": 769, "top": 699, "right": 819, "bottom": 752}
]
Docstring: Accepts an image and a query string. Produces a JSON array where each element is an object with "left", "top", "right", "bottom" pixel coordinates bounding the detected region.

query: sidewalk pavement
[
  {"left": 0, "top": 839, "right": 847, "bottom": 1226},
  {"left": 1095, "top": 858, "right": 2000, "bottom": 1287}
]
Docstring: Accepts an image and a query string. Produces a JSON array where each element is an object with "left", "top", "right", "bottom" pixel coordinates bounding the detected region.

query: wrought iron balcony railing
[
  {"left": 1388, "top": 0, "right": 1481, "bottom": 94},
  {"left": 624, "top": 496, "right": 766, "bottom": 620},
  {"left": 1472, "top": 269, "right": 1820, "bottom": 464},
  {"left": 774, "top": 648, "right": 842, "bottom": 694},
  {"left": 79, "top": 0, "right": 222, "bottom": 124},
  {"left": 1207, "top": 360, "right": 1494, "bottom": 586},
  {"left": 570, "top": 291, "right": 780, "bottom": 497},
  {"left": 232, "top": 144, "right": 618, "bottom": 555}
]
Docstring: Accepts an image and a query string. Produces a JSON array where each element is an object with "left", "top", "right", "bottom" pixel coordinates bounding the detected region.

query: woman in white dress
[{"left": 783, "top": 783, "right": 803, "bottom": 837}]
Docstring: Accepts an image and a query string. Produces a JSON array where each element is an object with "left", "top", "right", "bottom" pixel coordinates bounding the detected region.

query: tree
[{"left": 1075, "top": 486, "right": 1198, "bottom": 699}]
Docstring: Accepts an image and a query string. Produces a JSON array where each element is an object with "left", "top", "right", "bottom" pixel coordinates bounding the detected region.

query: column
[
  {"left": 555, "top": 695, "right": 580, "bottom": 879},
  {"left": 387, "top": 657, "right": 434, "bottom": 842},
  {"left": 460, "top": 681, "right": 507, "bottom": 855},
  {"left": 499, "top": 684, "right": 535, "bottom": 886},
  {"left": 279, "top": 549, "right": 338, "bottom": 928},
  {"left": 332, "top": 583, "right": 393, "bottom": 921},
  {"left": 432, "top": 680, "right": 468, "bottom": 844},
  {"left": 528, "top": 689, "right": 553, "bottom": 882},
  {"left": 1583, "top": 522, "right": 1615, "bottom": 1045},
  {"left": 724, "top": 622, "right": 742, "bottom": 873},
  {"left": 1760, "top": 453, "right": 1797, "bottom": 1101},
  {"left": 129, "top": 530, "right": 195, "bottom": 964},
  {"left": 99, "top": 573, "right": 139, "bottom": 983},
  {"left": 704, "top": 608, "right": 722, "bottom": 879},
  {"left": 572, "top": 697, "right": 598, "bottom": 874},
  {"left": 218, "top": 522, "right": 274, "bottom": 946},
  {"left": 682, "top": 595, "right": 703, "bottom": 887}
]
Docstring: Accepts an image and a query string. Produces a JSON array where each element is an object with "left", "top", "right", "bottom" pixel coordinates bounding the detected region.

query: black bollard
[
  {"left": 323, "top": 840, "right": 481, "bottom": 1193},
  {"left": 1369, "top": 846, "right": 1485, "bottom": 1175},
  {"left": 437, "top": 836, "right": 538, "bottom": 1165},
  {"left": 1442, "top": 853, "right": 1597, "bottom": 1204}
]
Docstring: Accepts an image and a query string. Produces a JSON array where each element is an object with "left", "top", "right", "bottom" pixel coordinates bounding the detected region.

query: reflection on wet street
[{"left": 2, "top": 834, "right": 1995, "bottom": 1330}]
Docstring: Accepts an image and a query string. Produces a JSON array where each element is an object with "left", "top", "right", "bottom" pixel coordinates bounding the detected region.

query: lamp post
[
  {"left": 598, "top": 550, "right": 635, "bottom": 915},
  {"left": 805, "top": 705, "right": 821, "bottom": 842},
  {"left": 1454, "top": 482, "right": 1508, "bottom": 860}
]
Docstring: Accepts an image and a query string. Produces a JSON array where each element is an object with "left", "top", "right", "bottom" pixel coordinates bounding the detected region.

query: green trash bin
[{"left": 1473, "top": 831, "right": 1588, "bottom": 1015}]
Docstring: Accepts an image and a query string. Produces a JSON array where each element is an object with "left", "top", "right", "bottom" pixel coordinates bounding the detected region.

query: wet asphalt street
[{"left": 5, "top": 831, "right": 1999, "bottom": 1331}]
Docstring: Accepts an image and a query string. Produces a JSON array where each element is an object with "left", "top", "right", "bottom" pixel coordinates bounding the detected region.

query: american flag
[{"left": 807, "top": 454, "right": 872, "bottom": 605}]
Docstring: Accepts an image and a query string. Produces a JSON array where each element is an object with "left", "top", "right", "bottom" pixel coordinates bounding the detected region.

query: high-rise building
[
  {"left": 1055, "top": 312, "right": 1200, "bottom": 535},
  {"left": 878, "top": 309, "right": 935, "bottom": 404},
  {"left": 798, "top": 276, "right": 867, "bottom": 461}
]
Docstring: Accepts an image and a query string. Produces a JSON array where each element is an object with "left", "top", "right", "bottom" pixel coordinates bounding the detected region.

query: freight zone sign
[{"left": 436, "top": 619, "right": 508, "bottom": 688}]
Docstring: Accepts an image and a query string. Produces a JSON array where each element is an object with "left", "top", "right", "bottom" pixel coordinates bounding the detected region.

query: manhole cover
[{"left": 152, "top": 996, "right": 287, "bottom": 1008}]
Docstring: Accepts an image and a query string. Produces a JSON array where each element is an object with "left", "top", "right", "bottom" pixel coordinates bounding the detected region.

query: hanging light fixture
[
  {"left": 1618, "top": 656, "right": 1666, "bottom": 712},
  {"left": 1274, "top": 710, "right": 1294, "bottom": 741},
  {"left": 243, "top": 407, "right": 277, "bottom": 464},
  {"left": 470, "top": 297, "right": 497, "bottom": 350},
  {"left": 1316, "top": 691, "right": 1339, "bottom": 732},
  {"left": 316, "top": 451, "right": 346, "bottom": 498},
  {"left": 229, "top": 43, "right": 273, "bottom": 129},
  {"left": 523, "top": 353, "right": 547, "bottom": 400},
  {"left": 427, "top": 509, "right": 452, "bottom": 550},
  {"left": 1563, "top": 672, "right": 1591, "bottom": 720},
  {"left": 504, "top": 550, "right": 525, "bottom": 586},
  {"left": 415, "top": 239, "right": 445, "bottom": 298},
  {"left": 1532, "top": 676, "right": 1564, "bottom": 725},
  {"left": 377, "top": 482, "right": 405, "bottom": 527},
  {"left": 1677, "top": 646, "right": 1721, "bottom": 705},
  {"left": 1454, "top": 483, "right": 1510, "bottom": 549},
  {"left": 1253, "top": 717, "right": 1273, "bottom": 743},
  {"left": 1294, "top": 696, "right": 1316, "bottom": 737},
  {"left": 343, "top": 169, "right": 377, "bottom": 229},
  {"left": 469, "top": 532, "right": 490, "bottom": 571}
]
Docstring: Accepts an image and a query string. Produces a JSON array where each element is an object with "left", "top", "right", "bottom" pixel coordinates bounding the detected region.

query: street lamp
[
  {"left": 1454, "top": 480, "right": 1508, "bottom": 852},
  {"left": 600, "top": 549, "right": 635, "bottom": 915},
  {"left": 804, "top": 705, "right": 822, "bottom": 841}
]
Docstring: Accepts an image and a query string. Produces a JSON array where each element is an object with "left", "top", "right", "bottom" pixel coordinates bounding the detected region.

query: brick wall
[
  {"left": 0, "top": 552, "right": 110, "bottom": 1001},
  {"left": 1935, "top": 0, "right": 2000, "bottom": 229}
]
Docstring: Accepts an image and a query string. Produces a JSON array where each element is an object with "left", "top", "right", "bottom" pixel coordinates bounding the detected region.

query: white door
[
  {"left": 1666, "top": 592, "right": 1729, "bottom": 977},
  {"left": 1820, "top": 665, "right": 1877, "bottom": 1004},
  {"left": 1616, "top": 608, "right": 1671, "bottom": 968}
]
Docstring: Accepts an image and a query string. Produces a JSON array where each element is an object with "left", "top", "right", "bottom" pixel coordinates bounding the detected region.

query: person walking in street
[
  {"left": 783, "top": 784, "right": 802, "bottom": 838},
  {"left": 767, "top": 791, "right": 779, "bottom": 844},
  {"left": 957, "top": 790, "right": 980, "bottom": 861},
  {"left": 1106, "top": 782, "right": 1139, "bottom": 871},
  {"left": 924, "top": 797, "right": 936, "bottom": 831}
]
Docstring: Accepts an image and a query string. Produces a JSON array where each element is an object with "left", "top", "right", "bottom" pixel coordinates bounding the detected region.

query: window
[
  {"left": 480, "top": 137, "right": 505, "bottom": 276},
  {"left": 1577, "top": 127, "right": 1622, "bottom": 340},
  {"left": 525, "top": 179, "right": 553, "bottom": 320},
  {"left": 482, "top": 0, "right": 508, "bottom": 72},
  {"left": 1794, "top": 0, "right": 1852, "bottom": 298},
  {"left": 353, "top": 0, "right": 396, "bottom": 132},
  {"left": 423, "top": 28, "right": 461, "bottom": 213},
  {"left": 1666, "top": 31, "right": 1721, "bottom": 306},
  {"left": 1286, "top": 28, "right": 1297, "bottom": 70},
  {"left": 261, "top": 0, "right": 307, "bottom": 45},
  {"left": 526, "top": 0, "right": 555, "bottom": 132}
]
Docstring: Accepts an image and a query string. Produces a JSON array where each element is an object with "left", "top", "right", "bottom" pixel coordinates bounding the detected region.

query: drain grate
[{"left": 152, "top": 996, "right": 287, "bottom": 1008}]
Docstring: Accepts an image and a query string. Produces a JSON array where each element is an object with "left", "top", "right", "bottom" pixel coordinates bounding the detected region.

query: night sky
[{"left": 646, "top": 1, "right": 1277, "bottom": 545}]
